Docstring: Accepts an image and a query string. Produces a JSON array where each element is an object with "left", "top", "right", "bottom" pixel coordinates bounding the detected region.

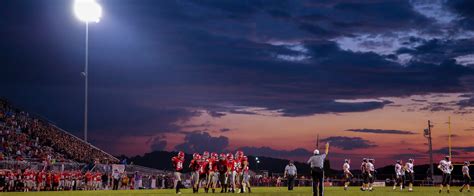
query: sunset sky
[{"left": 1, "top": 0, "right": 474, "bottom": 167}]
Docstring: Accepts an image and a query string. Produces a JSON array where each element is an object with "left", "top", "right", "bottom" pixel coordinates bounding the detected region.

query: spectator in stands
[{"left": 284, "top": 160, "right": 297, "bottom": 191}]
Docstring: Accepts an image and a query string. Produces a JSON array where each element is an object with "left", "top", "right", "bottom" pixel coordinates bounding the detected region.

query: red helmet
[
  {"left": 211, "top": 152, "right": 218, "bottom": 158},
  {"left": 219, "top": 153, "right": 226, "bottom": 159},
  {"left": 195, "top": 154, "right": 202, "bottom": 160},
  {"left": 236, "top": 151, "right": 244, "bottom": 158},
  {"left": 193, "top": 153, "right": 200, "bottom": 159},
  {"left": 227, "top": 153, "right": 234, "bottom": 160},
  {"left": 203, "top": 151, "right": 210, "bottom": 159},
  {"left": 178, "top": 151, "right": 185, "bottom": 158}
]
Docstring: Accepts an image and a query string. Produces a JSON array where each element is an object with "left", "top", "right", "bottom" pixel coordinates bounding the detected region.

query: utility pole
[
  {"left": 316, "top": 134, "right": 320, "bottom": 149},
  {"left": 424, "top": 120, "right": 434, "bottom": 183}
]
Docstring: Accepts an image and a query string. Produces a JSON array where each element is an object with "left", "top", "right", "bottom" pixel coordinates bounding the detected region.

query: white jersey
[
  {"left": 395, "top": 163, "right": 403, "bottom": 176},
  {"left": 462, "top": 165, "right": 469, "bottom": 175},
  {"left": 439, "top": 160, "right": 453, "bottom": 174},
  {"left": 343, "top": 163, "right": 350, "bottom": 173},
  {"left": 367, "top": 162, "right": 375, "bottom": 172},
  {"left": 405, "top": 162, "right": 414, "bottom": 173}
]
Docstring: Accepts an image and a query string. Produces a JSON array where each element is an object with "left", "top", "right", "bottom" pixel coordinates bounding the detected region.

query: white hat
[{"left": 313, "top": 149, "right": 320, "bottom": 155}]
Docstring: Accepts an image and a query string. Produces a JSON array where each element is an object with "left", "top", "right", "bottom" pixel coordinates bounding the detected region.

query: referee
[{"left": 307, "top": 143, "right": 330, "bottom": 196}]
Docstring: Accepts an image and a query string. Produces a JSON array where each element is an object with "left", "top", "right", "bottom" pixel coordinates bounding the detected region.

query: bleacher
[{"left": 0, "top": 98, "right": 118, "bottom": 164}]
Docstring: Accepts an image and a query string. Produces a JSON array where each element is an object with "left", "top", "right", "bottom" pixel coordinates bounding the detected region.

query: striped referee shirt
[{"left": 307, "top": 154, "right": 326, "bottom": 169}]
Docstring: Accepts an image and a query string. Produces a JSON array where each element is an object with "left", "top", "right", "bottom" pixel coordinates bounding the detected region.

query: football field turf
[{"left": 2, "top": 187, "right": 471, "bottom": 196}]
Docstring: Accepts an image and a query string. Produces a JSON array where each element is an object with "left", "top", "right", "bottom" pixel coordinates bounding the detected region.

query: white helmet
[{"left": 313, "top": 149, "right": 320, "bottom": 155}]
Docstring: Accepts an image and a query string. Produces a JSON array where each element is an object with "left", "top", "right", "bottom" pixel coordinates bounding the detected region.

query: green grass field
[{"left": 1, "top": 187, "right": 472, "bottom": 196}]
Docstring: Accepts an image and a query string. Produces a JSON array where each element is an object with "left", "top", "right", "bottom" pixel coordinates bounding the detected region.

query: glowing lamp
[{"left": 74, "top": 0, "right": 102, "bottom": 23}]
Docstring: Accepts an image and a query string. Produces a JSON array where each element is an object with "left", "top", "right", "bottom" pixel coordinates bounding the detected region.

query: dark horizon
[{"left": 1, "top": 0, "right": 474, "bottom": 168}]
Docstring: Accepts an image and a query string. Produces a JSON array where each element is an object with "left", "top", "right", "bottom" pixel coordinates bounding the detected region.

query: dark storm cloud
[
  {"left": 433, "top": 146, "right": 474, "bottom": 156},
  {"left": 390, "top": 153, "right": 427, "bottom": 161},
  {"left": 397, "top": 39, "right": 474, "bottom": 65},
  {"left": 320, "top": 136, "right": 377, "bottom": 150},
  {"left": 219, "top": 128, "right": 231, "bottom": 132},
  {"left": 237, "top": 146, "right": 311, "bottom": 158},
  {"left": 2, "top": 0, "right": 474, "bottom": 156},
  {"left": 465, "top": 127, "right": 474, "bottom": 131},
  {"left": 433, "top": 148, "right": 460, "bottom": 156},
  {"left": 346, "top": 129, "right": 416, "bottom": 135},
  {"left": 446, "top": 0, "right": 474, "bottom": 30},
  {"left": 207, "top": 111, "right": 226, "bottom": 118},
  {"left": 175, "top": 132, "right": 229, "bottom": 153},
  {"left": 149, "top": 136, "right": 167, "bottom": 151},
  {"left": 458, "top": 97, "right": 474, "bottom": 108}
]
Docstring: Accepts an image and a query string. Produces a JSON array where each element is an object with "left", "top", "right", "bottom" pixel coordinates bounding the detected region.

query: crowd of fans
[
  {"left": 0, "top": 99, "right": 117, "bottom": 163},
  {"left": 0, "top": 168, "right": 173, "bottom": 192}
]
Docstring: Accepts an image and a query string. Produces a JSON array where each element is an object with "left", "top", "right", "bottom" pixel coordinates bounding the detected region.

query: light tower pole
[{"left": 73, "top": 0, "right": 102, "bottom": 142}]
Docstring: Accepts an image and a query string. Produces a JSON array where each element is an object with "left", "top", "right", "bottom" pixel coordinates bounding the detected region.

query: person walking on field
[
  {"left": 438, "top": 156, "right": 454, "bottom": 193},
  {"left": 284, "top": 160, "right": 297, "bottom": 191},
  {"left": 307, "top": 143, "right": 329, "bottom": 196},
  {"left": 460, "top": 161, "right": 471, "bottom": 193}
]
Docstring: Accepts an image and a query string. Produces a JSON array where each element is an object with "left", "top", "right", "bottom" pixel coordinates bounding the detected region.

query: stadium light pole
[{"left": 74, "top": 0, "right": 102, "bottom": 143}]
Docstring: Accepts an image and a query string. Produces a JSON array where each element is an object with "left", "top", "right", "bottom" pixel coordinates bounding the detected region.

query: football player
[
  {"left": 227, "top": 153, "right": 236, "bottom": 193},
  {"left": 405, "top": 159, "right": 414, "bottom": 192},
  {"left": 217, "top": 153, "right": 228, "bottom": 193},
  {"left": 360, "top": 158, "right": 368, "bottom": 191},
  {"left": 343, "top": 159, "right": 352, "bottom": 191},
  {"left": 234, "top": 151, "right": 244, "bottom": 193},
  {"left": 438, "top": 156, "right": 454, "bottom": 193},
  {"left": 393, "top": 160, "right": 403, "bottom": 191},
  {"left": 189, "top": 153, "right": 202, "bottom": 193},
  {"left": 171, "top": 151, "right": 185, "bottom": 194},
  {"left": 199, "top": 152, "right": 210, "bottom": 193},
  {"left": 367, "top": 159, "right": 375, "bottom": 191},
  {"left": 207, "top": 152, "right": 219, "bottom": 193},
  {"left": 460, "top": 161, "right": 471, "bottom": 192},
  {"left": 240, "top": 156, "right": 252, "bottom": 193}
]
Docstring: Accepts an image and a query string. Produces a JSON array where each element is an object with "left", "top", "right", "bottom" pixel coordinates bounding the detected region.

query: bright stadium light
[
  {"left": 74, "top": 0, "right": 102, "bottom": 23},
  {"left": 73, "top": 0, "right": 102, "bottom": 142}
]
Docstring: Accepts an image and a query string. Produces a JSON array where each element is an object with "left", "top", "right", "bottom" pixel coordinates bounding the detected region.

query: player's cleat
[
  {"left": 176, "top": 192, "right": 181, "bottom": 195},
  {"left": 439, "top": 190, "right": 442, "bottom": 194},
  {"left": 447, "top": 190, "right": 450, "bottom": 194}
]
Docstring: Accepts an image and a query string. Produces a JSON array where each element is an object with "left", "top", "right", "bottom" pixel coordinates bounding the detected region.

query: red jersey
[
  {"left": 46, "top": 174, "right": 52, "bottom": 184},
  {"left": 36, "top": 172, "right": 44, "bottom": 183},
  {"left": 53, "top": 173, "right": 60, "bottom": 183},
  {"left": 227, "top": 160, "right": 235, "bottom": 172},
  {"left": 199, "top": 160, "right": 207, "bottom": 175},
  {"left": 189, "top": 159, "right": 201, "bottom": 172},
  {"left": 208, "top": 158, "right": 218, "bottom": 172},
  {"left": 234, "top": 158, "right": 242, "bottom": 173},
  {"left": 85, "top": 172, "right": 93, "bottom": 181},
  {"left": 171, "top": 156, "right": 184, "bottom": 172}
]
